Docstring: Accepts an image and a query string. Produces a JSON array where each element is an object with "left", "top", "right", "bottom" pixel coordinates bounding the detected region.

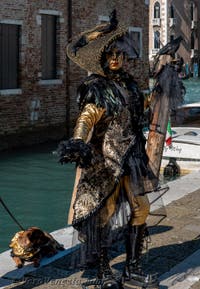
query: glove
[{"left": 56, "top": 139, "right": 93, "bottom": 168}]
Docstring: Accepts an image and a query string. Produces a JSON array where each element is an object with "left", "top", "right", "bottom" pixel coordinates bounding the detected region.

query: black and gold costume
[
  {"left": 58, "top": 9, "right": 184, "bottom": 289},
  {"left": 72, "top": 72, "right": 157, "bottom": 228},
  {"left": 58, "top": 70, "right": 158, "bottom": 274}
]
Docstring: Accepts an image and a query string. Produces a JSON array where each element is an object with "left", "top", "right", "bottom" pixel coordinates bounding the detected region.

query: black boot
[
  {"left": 97, "top": 247, "right": 113, "bottom": 279},
  {"left": 82, "top": 247, "right": 121, "bottom": 289},
  {"left": 98, "top": 247, "right": 121, "bottom": 289},
  {"left": 123, "top": 224, "right": 158, "bottom": 289}
]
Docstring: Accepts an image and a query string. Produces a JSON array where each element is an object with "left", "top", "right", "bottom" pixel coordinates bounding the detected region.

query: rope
[{"left": 0, "top": 197, "right": 25, "bottom": 231}]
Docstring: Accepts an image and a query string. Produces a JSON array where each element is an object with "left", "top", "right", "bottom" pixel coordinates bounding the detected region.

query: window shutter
[
  {"left": 41, "top": 15, "right": 57, "bottom": 79},
  {"left": 0, "top": 24, "right": 19, "bottom": 89}
]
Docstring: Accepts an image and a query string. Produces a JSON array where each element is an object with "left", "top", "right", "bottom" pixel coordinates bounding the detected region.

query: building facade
[
  {"left": 0, "top": 0, "right": 69, "bottom": 150},
  {"left": 0, "top": 0, "right": 150, "bottom": 150},
  {"left": 149, "top": 0, "right": 200, "bottom": 76}
]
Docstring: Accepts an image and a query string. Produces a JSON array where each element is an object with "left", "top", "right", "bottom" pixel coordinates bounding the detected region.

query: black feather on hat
[{"left": 67, "top": 10, "right": 137, "bottom": 75}]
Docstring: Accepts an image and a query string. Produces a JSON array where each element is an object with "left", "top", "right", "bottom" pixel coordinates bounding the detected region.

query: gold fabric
[
  {"left": 73, "top": 103, "right": 106, "bottom": 142},
  {"left": 100, "top": 175, "right": 150, "bottom": 227},
  {"left": 9, "top": 232, "right": 40, "bottom": 260}
]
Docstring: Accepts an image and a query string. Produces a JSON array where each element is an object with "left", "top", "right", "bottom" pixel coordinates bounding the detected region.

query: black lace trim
[{"left": 154, "top": 64, "right": 185, "bottom": 111}]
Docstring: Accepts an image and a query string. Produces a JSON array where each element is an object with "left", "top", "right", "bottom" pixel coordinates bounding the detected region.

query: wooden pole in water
[
  {"left": 146, "top": 90, "right": 170, "bottom": 178},
  {"left": 146, "top": 53, "right": 184, "bottom": 178}
]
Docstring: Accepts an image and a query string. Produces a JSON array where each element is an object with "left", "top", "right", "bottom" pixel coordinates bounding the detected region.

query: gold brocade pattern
[
  {"left": 71, "top": 76, "right": 158, "bottom": 225},
  {"left": 102, "top": 106, "right": 135, "bottom": 177},
  {"left": 73, "top": 148, "right": 117, "bottom": 222},
  {"left": 72, "top": 104, "right": 156, "bottom": 224}
]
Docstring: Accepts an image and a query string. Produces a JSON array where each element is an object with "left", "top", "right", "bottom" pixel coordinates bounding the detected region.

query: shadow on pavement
[{"left": 2, "top": 227, "right": 200, "bottom": 289}]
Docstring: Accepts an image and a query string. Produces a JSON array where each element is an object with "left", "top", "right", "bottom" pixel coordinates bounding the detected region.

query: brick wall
[
  {"left": 0, "top": 0, "right": 149, "bottom": 150},
  {"left": 0, "top": 0, "right": 68, "bottom": 150}
]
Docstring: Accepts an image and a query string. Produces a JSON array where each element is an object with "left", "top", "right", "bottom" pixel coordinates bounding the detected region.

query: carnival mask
[{"left": 106, "top": 48, "right": 124, "bottom": 71}]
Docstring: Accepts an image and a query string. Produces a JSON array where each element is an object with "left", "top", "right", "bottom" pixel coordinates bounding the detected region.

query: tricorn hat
[{"left": 67, "top": 10, "right": 128, "bottom": 76}]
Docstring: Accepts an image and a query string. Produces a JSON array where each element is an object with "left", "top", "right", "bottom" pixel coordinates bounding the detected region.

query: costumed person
[{"left": 57, "top": 10, "right": 185, "bottom": 289}]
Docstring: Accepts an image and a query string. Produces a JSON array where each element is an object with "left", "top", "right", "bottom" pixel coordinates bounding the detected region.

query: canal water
[
  {"left": 0, "top": 143, "right": 75, "bottom": 253},
  {"left": 183, "top": 78, "right": 200, "bottom": 104},
  {"left": 0, "top": 78, "right": 200, "bottom": 253}
]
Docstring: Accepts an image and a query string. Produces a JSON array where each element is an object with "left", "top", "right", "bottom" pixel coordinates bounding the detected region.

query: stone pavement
[{"left": 1, "top": 171, "right": 200, "bottom": 289}]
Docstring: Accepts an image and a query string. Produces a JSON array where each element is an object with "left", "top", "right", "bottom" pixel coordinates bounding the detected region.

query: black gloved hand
[{"left": 56, "top": 139, "right": 93, "bottom": 168}]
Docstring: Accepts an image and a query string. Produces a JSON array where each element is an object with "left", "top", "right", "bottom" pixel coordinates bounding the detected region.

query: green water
[
  {"left": 183, "top": 78, "right": 200, "bottom": 104},
  {"left": 0, "top": 143, "right": 75, "bottom": 253}
]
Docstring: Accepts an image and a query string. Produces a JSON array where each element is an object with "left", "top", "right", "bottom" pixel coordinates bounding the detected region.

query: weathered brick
[{"left": 0, "top": 0, "right": 149, "bottom": 150}]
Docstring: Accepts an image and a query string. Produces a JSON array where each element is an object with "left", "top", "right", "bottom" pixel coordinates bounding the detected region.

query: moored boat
[
  {"left": 171, "top": 102, "right": 200, "bottom": 127},
  {"left": 161, "top": 127, "right": 200, "bottom": 174}
]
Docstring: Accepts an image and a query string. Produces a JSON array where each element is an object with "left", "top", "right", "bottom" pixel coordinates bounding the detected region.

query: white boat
[
  {"left": 171, "top": 102, "right": 200, "bottom": 127},
  {"left": 161, "top": 127, "right": 200, "bottom": 174}
]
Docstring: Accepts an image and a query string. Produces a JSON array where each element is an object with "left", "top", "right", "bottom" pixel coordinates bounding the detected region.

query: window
[
  {"left": 128, "top": 27, "right": 143, "bottom": 58},
  {"left": 0, "top": 24, "right": 20, "bottom": 89},
  {"left": 41, "top": 14, "right": 57, "bottom": 79},
  {"left": 191, "top": 2, "right": 194, "bottom": 21},
  {"left": 154, "top": 31, "right": 160, "bottom": 49},
  {"left": 170, "top": 5, "right": 174, "bottom": 18},
  {"left": 154, "top": 2, "right": 160, "bottom": 18},
  {"left": 191, "top": 31, "right": 195, "bottom": 49}
]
